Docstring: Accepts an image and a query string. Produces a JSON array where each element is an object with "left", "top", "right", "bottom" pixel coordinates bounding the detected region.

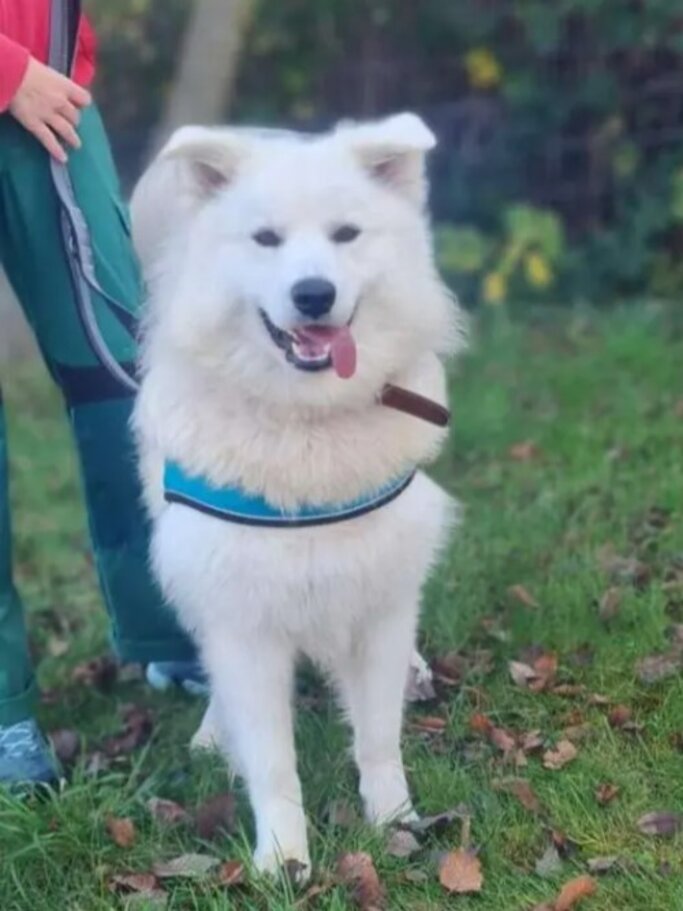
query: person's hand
[{"left": 8, "top": 56, "right": 92, "bottom": 163}]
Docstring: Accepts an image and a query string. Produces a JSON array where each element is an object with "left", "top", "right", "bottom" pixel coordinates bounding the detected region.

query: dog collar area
[{"left": 163, "top": 461, "right": 415, "bottom": 528}]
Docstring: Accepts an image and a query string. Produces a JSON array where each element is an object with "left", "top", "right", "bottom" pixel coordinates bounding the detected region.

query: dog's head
[{"left": 133, "top": 114, "right": 463, "bottom": 409}]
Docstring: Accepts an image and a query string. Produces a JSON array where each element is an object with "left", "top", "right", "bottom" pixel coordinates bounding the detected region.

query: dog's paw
[
  {"left": 254, "top": 845, "right": 311, "bottom": 883},
  {"left": 361, "top": 765, "right": 416, "bottom": 826}
]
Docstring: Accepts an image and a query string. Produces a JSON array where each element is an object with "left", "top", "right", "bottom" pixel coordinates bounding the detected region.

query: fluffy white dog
[{"left": 131, "top": 112, "right": 466, "bottom": 876}]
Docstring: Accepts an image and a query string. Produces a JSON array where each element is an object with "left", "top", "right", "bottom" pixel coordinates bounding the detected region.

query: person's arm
[{"left": 0, "top": 32, "right": 92, "bottom": 162}]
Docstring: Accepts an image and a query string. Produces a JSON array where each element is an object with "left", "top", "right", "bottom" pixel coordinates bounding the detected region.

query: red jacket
[{"left": 0, "top": 0, "right": 96, "bottom": 112}]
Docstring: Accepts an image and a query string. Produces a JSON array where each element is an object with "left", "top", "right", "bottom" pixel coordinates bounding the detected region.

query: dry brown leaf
[
  {"left": 598, "top": 587, "right": 622, "bottom": 622},
  {"left": 216, "top": 860, "right": 245, "bottom": 887},
  {"left": 439, "top": 848, "right": 483, "bottom": 894},
  {"left": 508, "top": 584, "right": 539, "bottom": 608},
  {"left": 109, "top": 873, "right": 160, "bottom": 894},
  {"left": 555, "top": 874, "right": 597, "bottom": 910},
  {"left": 595, "top": 783, "right": 620, "bottom": 806},
  {"left": 103, "top": 704, "right": 153, "bottom": 757},
  {"left": 49, "top": 729, "right": 80, "bottom": 764},
  {"left": 562, "top": 724, "right": 592, "bottom": 744},
  {"left": 106, "top": 816, "right": 136, "bottom": 848},
  {"left": 587, "top": 693, "right": 610, "bottom": 707},
  {"left": 535, "top": 843, "right": 563, "bottom": 879},
  {"left": 489, "top": 724, "right": 517, "bottom": 755},
  {"left": 508, "top": 440, "right": 540, "bottom": 462},
  {"left": 153, "top": 853, "right": 220, "bottom": 879},
  {"left": 337, "top": 852, "right": 385, "bottom": 910},
  {"left": 469, "top": 712, "right": 493, "bottom": 735},
  {"left": 607, "top": 705, "right": 632, "bottom": 729},
  {"left": 636, "top": 651, "right": 683, "bottom": 685},
  {"left": 543, "top": 740, "right": 578, "bottom": 771},
  {"left": 587, "top": 856, "right": 619, "bottom": 875},
  {"left": 637, "top": 811, "right": 683, "bottom": 837},
  {"left": 521, "top": 730, "right": 545, "bottom": 753},
  {"left": 410, "top": 715, "right": 447, "bottom": 734},
  {"left": 71, "top": 655, "right": 118, "bottom": 691},
  {"left": 493, "top": 778, "right": 541, "bottom": 814},
  {"left": 385, "top": 828, "right": 421, "bottom": 858},
  {"left": 509, "top": 660, "right": 539, "bottom": 687},
  {"left": 552, "top": 684, "right": 586, "bottom": 698},
  {"left": 147, "top": 797, "right": 191, "bottom": 826},
  {"left": 194, "top": 792, "right": 236, "bottom": 840},
  {"left": 407, "top": 804, "right": 470, "bottom": 836}
]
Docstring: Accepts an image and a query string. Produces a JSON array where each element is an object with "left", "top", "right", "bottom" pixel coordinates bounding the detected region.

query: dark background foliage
[{"left": 90, "top": 0, "right": 683, "bottom": 306}]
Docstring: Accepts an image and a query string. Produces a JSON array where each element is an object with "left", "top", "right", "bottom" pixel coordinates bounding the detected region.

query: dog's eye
[
  {"left": 331, "top": 224, "right": 361, "bottom": 244},
  {"left": 253, "top": 228, "right": 284, "bottom": 248}
]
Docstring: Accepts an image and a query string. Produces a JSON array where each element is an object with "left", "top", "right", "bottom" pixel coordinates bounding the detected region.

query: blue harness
[{"left": 164, "top": 461, "right": 415, "bottom": 528}]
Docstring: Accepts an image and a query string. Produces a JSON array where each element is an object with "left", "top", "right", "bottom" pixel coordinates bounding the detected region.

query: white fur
[{"left": 131, "top": 113, "right": 466, "bottom": 877}]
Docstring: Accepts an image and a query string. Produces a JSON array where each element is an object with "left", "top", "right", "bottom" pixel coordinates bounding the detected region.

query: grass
[{"left": 1, "top": 303, "right": 683, "bottom": 909}]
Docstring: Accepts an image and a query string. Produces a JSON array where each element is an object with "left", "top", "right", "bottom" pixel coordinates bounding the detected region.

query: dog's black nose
[{"left": 291, "top": 277, "right": 336, "bottom": 319}]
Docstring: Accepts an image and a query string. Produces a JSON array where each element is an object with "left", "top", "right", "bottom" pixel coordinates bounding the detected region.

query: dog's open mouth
[{"left": 260, "top": 311, "right": 357, "bottom": 378}]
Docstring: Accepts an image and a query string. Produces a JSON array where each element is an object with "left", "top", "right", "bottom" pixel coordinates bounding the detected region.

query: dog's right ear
[
  {"left": 160, "top": 126, "right": 247, "bottom": 198},
  {"left": 131, "top": 127, "right": 247, "bottom": 271}
]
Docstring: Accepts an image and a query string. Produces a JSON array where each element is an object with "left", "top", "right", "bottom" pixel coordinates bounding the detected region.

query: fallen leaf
[
  {"left": 153, "top": 853, "right": 220, "bottom": 879},
  {"left": 49, "top": 729, "right": 80, "bottom": 764},
  {"left": 587, "top": 693, "right": 610, "bottom": 707},
  {"left": 543, "top": 740, "right": 578, "bottom": 771},
  {"left": 103, "top": 704, "right": 153, "bottom": 757},
  {"left": 194, "top": 792, "right": 236, "bottom": 840},
  {"left": 637, "top": 811, "right": 683, "bottom": 838},
  {"left": 551, "top": 830, "right": 577, "bottom": 859},
  {"left": 552, "top": 684, "right": 586, "bottom": 698},
  {"left": 410, "top": 715, "right": 447, "bottom": 734},
  {"left": 432, "top": 650, "right": 494, "bottom": 686},
  {"left": 106, "top": 816, "right": 136, "bottom": 849},
  {"left": 71, "top": 655, "right": 118, "bottom": 691},
  {"left": 587, "top": 856, "right": 619, "bottom": 875},
  {"left": 595, "top": 783, "right": 620, "bottom": 806},
  {"left": 216, "top": 860, "right": 245, "bottom": 887},
  {"left": 109, "top": 873, "right": 160, "bottom": 894},
  {"left": 508, "top": 584, "right": 539, "bottom": 609},
  {"left": 385, "top": 828, "right": 421, "bottom": 858},
  {"left": 489, "top": 724, "right": 517, "bottom": 755},
  {"left": 521, "top": 730, "right": 545, "bottom": 753},
  {"left": 469, "top": 713, "right": 493, "bottom": 736},
  {"left": 636, "top": 651, "right": 683, "bottom": 684},
  {"left": 493, "top": 778, "right": 542, "bottom": 814},
  {"left": 439, "top": 848, "right": 483, "bottom": 894},
  {"left": 408, "top": 804, "right": 470, "bottom": 836},
  {"left": 598, "top": 588, "right": 622, "bottom": 622},
  {"left": 535, "top": 844, "right": 563, "bottom": 879},
  {"left": 607, "top": 705, "right": 632, "bottom": 729},
  {"left": 563, "top": 724, "right": 592, "bottom": 743},
  {"left": 509, "top": 660, "right": 539, "bottom": 688},
  {"left": 84, "top": 750, "right": 110, "bottom": 777},
  {"left": 147, "top": 797, "right": 191, "bottom": 826},
  {"left": 337, "top": 852, "right": 385, "bottom": 910},
  {"left": 509, "top": 441, "right": 540, "bottom": 462},
  {"left": 555, "top": 874, "right": 597, "bottom": 910},
  {"left": 326, "top": 799, "right": 359, "bottom": 829},
  {"left": 675, "top": 399, "right": 683, "bottom": 419},
  {"left": 600, "top": 553, "right": 651, "bottom": 589},
  {"left": 47, "top": 636, "right": 69, "bottom": 657}
]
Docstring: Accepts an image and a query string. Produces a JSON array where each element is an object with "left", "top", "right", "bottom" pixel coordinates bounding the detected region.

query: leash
[{"left": 49, "top": 0, "right": 139, "bottom": 394}]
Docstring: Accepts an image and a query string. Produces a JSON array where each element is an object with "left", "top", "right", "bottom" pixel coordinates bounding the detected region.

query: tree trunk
[{"left": 154, "top": 0, "right": 256, "bottom": 151}]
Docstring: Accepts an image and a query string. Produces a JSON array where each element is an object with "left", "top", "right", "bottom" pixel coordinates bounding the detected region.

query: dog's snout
[{"left": 291, "top": 277, "right": 336, "bottom": 319}]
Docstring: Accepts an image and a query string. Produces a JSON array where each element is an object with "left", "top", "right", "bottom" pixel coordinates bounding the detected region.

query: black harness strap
[{"left": 48, "top": 0, "right": 139, "bottom": 396}]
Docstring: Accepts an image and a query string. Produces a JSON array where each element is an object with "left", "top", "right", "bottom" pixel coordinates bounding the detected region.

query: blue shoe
[
  {"left": 146, "top": 661, "right": 209, "bottom": 697},
  {"left": 0, "top": 719, "right": 60, "bottom": 788}
]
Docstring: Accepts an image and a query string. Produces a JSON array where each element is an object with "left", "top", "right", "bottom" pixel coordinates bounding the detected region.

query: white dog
[{"left": 131, "top": 113, "right": 466, "bottom": 876}]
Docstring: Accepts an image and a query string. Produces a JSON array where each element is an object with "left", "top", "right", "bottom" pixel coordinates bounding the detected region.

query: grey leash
[{"left": 48, "top": 0, "right": 139, "bottom": 393}]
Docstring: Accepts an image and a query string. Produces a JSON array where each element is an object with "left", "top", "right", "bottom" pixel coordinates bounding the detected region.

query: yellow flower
[
  {"left": 524, "top": 251, "right": 553, "bottom": 288},
  {"left": 465, "top": 48, "right": 502, "bottom": 90},
  {"left": 483, "top": 272, "right": 506, "bottom": 304}
]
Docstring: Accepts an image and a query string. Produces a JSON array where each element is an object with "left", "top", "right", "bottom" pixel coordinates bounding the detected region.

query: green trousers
[{"left": 0, "top": 107, "right": 195, "bottom": 725}]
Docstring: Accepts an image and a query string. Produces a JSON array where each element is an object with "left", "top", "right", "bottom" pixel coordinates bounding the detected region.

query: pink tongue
[{"left": 297, "top": 326, "right": 357, "bottom": 379}]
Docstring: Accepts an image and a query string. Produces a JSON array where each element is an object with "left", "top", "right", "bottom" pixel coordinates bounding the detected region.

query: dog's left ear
[{"left": 343, "top": 113, "right": 436, "bottom": 207}]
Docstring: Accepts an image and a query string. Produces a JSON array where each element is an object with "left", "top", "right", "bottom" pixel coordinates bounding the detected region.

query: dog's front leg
[
  {"left": 202, "top": 633, "right": 310, "bottom": 877},
  {"left": 334, "top": 607, "right": 418, "bottom": 825}
]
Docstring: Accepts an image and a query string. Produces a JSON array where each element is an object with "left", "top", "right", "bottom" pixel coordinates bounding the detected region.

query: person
[{"left": 0, "top": 0, "right": 204, "bottom": 788}]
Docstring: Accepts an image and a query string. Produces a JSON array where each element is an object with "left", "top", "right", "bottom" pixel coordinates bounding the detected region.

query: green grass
[{"left": 1, "top": 304, "right": 683, "bottom": 910}]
